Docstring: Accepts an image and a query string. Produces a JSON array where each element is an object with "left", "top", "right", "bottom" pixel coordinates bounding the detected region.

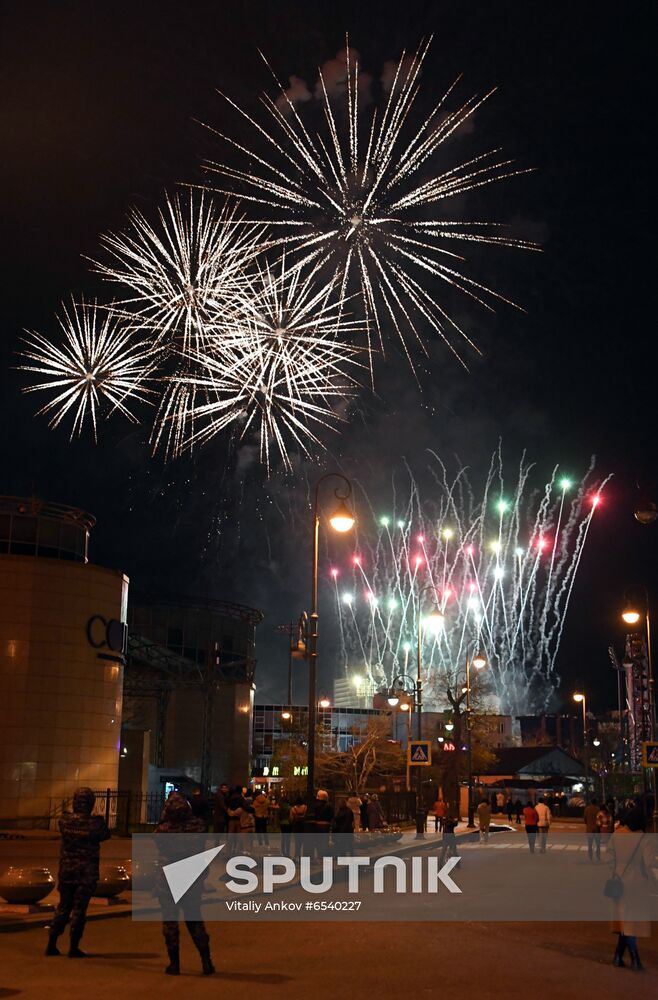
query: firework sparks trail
[
  {"left": 18, "top": 298, "right": 155, "bottom": 441},
  {"left": 170, "top": 255, "right": 366, "bottom": 471},
  {"left": 21, "top": 191, "right": 364, "bottom": 469},
  {"left": 91, "top": 191, "right": 267, "bottom": 356},
  {"left": 203, "top": 38, "right": 540, "bottom": 378},
  {"left": 329, "top": 452, "right": 611, "bottom": 715}
]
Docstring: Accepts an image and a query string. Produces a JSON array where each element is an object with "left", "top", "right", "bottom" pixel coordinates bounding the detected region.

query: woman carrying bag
[{"left": 606, "top": 808, "right": 653, "bottom": 970}]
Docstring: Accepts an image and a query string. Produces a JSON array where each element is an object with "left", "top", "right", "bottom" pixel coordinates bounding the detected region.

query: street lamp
[
  {"left": 307, "top": 474, "right": 355, "bottom": 803},
  {"left": 415, "top": 589, "right": 445, "bottom": 838},
  {"left": 573, "top": 692, "right": 590, "bottom": 798},
  {"left": 389, "top": 675, "right": 417, "bottom": 791},
  {"left": 466, "top": 646, "right": 487, "bottom": 828},
  {"left": 620, "top": 591, "right": 657, "bottom": 831}
]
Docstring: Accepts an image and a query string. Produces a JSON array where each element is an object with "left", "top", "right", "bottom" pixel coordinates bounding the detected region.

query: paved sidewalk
[{"left": 1, "top": 824, "right": 477, "bottom": 932}]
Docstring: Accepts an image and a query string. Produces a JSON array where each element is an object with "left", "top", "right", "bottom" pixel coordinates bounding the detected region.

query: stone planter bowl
[
  {"left": 0, "top": 866, "right": 55, "bottom": 905},
  {"left": 93, "top": 863, "right": 131, "bottom": 898}
]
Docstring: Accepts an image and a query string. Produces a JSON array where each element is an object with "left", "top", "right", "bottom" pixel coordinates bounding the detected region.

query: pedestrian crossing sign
[
  {"left": 642, "top": 741, "right": 658, "bottom": 767},
  {"left": 408, "top": 740, "right": 432, "bottom": 766}
]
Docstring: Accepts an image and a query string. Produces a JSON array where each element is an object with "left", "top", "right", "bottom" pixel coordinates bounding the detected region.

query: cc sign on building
[{"left": 86, "top": 615, "right": 128, "bottom": 663}]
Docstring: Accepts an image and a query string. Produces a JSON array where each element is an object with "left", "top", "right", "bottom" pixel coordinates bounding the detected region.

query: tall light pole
[
  {"left": 621, "top": 592, "right": 658, "bottom": 831},
  {"left": 466, "top": 646, "right": 487, "bottom": 828},
  {"left": 388, "top": 678, "right": 415, "bottom": 793},
  {"left": 415, "top": 588, "right": 444, "bottom": 838},
  {"left": 573, "top": 692, "right": 589, "bottom": 799},
  {"left": 307, "top": 474, "right": 355, "bottom": 803}
]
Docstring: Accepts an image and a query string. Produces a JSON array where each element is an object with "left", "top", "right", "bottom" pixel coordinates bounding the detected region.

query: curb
[{"left": 0, "top": 828, "right": 481, "bottom": 933}]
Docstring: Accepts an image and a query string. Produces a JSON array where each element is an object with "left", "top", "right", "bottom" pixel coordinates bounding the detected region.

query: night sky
[{"left": 1, "top": 1, "right": 655, "bottom": 710}]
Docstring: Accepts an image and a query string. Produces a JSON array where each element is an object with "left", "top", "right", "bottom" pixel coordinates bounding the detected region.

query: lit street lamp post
[
  {"left": 307, "top": 474, "right": 355, "bottom": 803},
  {"left": 621, "top": 593, "right": 658, "bottom": 831},
  {"left": 388, "top": 679, "right": 415, "bottom": 793},
  {"left": 465, "top": 646, "right": 487, "bottom": 828},
  {"left": 415, "top": 590, "right": 444, "bottom": 839},
  {"left": 573, "top": 692, "right": 589, "bottom": 799}
]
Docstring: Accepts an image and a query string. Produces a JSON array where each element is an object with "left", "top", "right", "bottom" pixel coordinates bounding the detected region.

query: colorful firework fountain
[{"left": 330, "top": 453, "right": 611, "bottom": 715}]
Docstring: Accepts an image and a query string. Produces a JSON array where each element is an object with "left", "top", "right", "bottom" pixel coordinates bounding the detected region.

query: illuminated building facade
[{"left": 0, "top": 497, "right": 128, "bottom": 827}]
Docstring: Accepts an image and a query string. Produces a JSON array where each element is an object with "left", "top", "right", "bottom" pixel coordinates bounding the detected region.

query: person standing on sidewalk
[
  {"left": 45, "top": 787, "right": 110, "bottom": 958},
  {"left": 609, "top": 808, "right": 652, "bottom": 970},
  {"left": 584, "top": 797, "right": 601, "bottom": 862},
  {"left": 253, "top": 789, "right": 270, "bottom": 847},
  {"left": 188, "top": 786, "right": 212, "bottom": 831},
  {"left": 212, "top": 782, "right": 229, "bottom": 833},
  {"left": 155, "top": 793, "right": 215, "bottom": 976},
  {"left": 313, "top": 790, "right": 334, "bottom": 858},
  {"left": 535, "top": 797, "right": 552, "bottom": 853},
  {"left": 597, "top": 801, "right": 614, "bottom": 848},
  {"left": 523, "top": 801, "right": 539, "bottom": 854},
  {"left": 290, "top": 797, "right": 308, "bottom": 859},
  {"left": 432, "top": 795, "right": 447, "bottom": 833},
  {"left": 439, "top": 813, "right": 458, "bottom": 865},
  {"left": 367, "top": 793, "right": 386, "bottom": 831},
  {"left": 278, "top": 797, "right": 292, "bottom": 857},
  {"left": 476, "top": 799, "right": 491, "bottom": 844},
  {"left": 346, "top": 792, "right": 362, "bottom": 832}
]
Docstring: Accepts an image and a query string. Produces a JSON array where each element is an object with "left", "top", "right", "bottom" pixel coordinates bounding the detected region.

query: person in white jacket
[{"left": 535, "top": 797, "right": 552, "bottom": 853}]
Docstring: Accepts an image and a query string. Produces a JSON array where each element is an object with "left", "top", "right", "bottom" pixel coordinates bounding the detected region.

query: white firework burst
[
  {"left": 168, "top": 259, "right": 365, "bottom": 471},
  {"left": 203, "top": 38, "right": 540, "bottom": 373},
  {"left": 19, "top": 298, "right": 154, "bottom": 440},
  {"left": 92, "top": 190, "right": 267, "bottom": 356}
]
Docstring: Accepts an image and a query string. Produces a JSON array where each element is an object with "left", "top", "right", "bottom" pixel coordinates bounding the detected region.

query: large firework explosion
[
  {"left": 204, "top": 38, "right": 539, "bottom": 375},
  {"left": 330, "top": 453, "right": 611, "bottom": 716},
  {"left": 19, "top": 298, "right": 154, "bottom": 441},
  {"left": 19, "top": 38, "right": 537, "bottom": 473}
]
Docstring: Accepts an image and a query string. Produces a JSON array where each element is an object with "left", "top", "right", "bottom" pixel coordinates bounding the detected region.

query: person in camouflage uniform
[
  {"left": 156, "top": 793, "right": 215, "bottom": 976},
  {"left": 46, "top": 787, "right": 110, "bottom": 957}
]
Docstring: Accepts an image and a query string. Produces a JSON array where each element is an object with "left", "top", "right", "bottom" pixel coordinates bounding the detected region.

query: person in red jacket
[{"left": 523, "top": 802, "right": 539, "bottom": 854}]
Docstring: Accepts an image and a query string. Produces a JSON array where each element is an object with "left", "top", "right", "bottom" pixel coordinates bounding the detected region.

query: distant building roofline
[
  {"left": 131, "top": 592, "right": 264, "bottom": 626},
  {"left": 0, "top": 495, "right": 95, "bottom": 530}
]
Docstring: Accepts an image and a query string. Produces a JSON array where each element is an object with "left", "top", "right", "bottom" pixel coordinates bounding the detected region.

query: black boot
[
  {"left": 628, "top": 943, "right": 643, "bottom": 971},
  {"left": 199, "top": 945, "right": 215, "bottom": 975},
  {"left": 165, "top": 947, "right": 180, "bottom": 975},
  {"left": 68, "top": 930, "right": 86, "bottom": 958},
  {"left": 45, "top": 931, "right": 61, "bottom": 956},
  {"left": 613, "top": 934, "right": 626, "bottom": 968}
]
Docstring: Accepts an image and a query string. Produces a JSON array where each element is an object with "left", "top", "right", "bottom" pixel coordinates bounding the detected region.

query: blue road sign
[{"left": 408, "top": 740, "right": 432, "bottom": 766}]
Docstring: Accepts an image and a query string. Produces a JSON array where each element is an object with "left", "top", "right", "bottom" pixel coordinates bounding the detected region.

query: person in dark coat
[
  {"left": 514, "top": 798, "right": 523, "bottom": 824},
  {"left": 360, "top": 794, "right": 370, "bottom": 831},
  {"left": 188, "top": 786, "right": 212, "bottom": 831},
  {"left": 311, "top": 790, "right": 334, "bottom": 859},
  {"left": 332, "top": 801, "right": 355, "bottom": 856},
  {"left": 439, "top": 813, "right": 458, "bottom": 865},
  {"left": 46, "top": 787, "right": 110, "bottom": 957},
  {"left": 212, "top": 782, "right": 229, "bottom": 833},
  {"left": 156, "top": 793, "right": 215, "bottom": 976},
  {"left": 290, "top": 798, "right": 307, "bottom": 859}
]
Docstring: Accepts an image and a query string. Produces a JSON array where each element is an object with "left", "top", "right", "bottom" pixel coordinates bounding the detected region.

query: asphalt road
[{"left": 1, "top": 915, "right": 657, "bottom": 999}]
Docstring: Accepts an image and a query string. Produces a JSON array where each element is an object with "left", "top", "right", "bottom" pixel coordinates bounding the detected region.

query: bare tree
[{"left": 316, "top": 717, "right": 406, "bottom": 793}]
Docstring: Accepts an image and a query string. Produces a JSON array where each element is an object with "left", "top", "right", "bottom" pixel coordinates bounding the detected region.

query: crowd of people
[{"left": 43, "top": 783, "right": 654, "bottom": 975}]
